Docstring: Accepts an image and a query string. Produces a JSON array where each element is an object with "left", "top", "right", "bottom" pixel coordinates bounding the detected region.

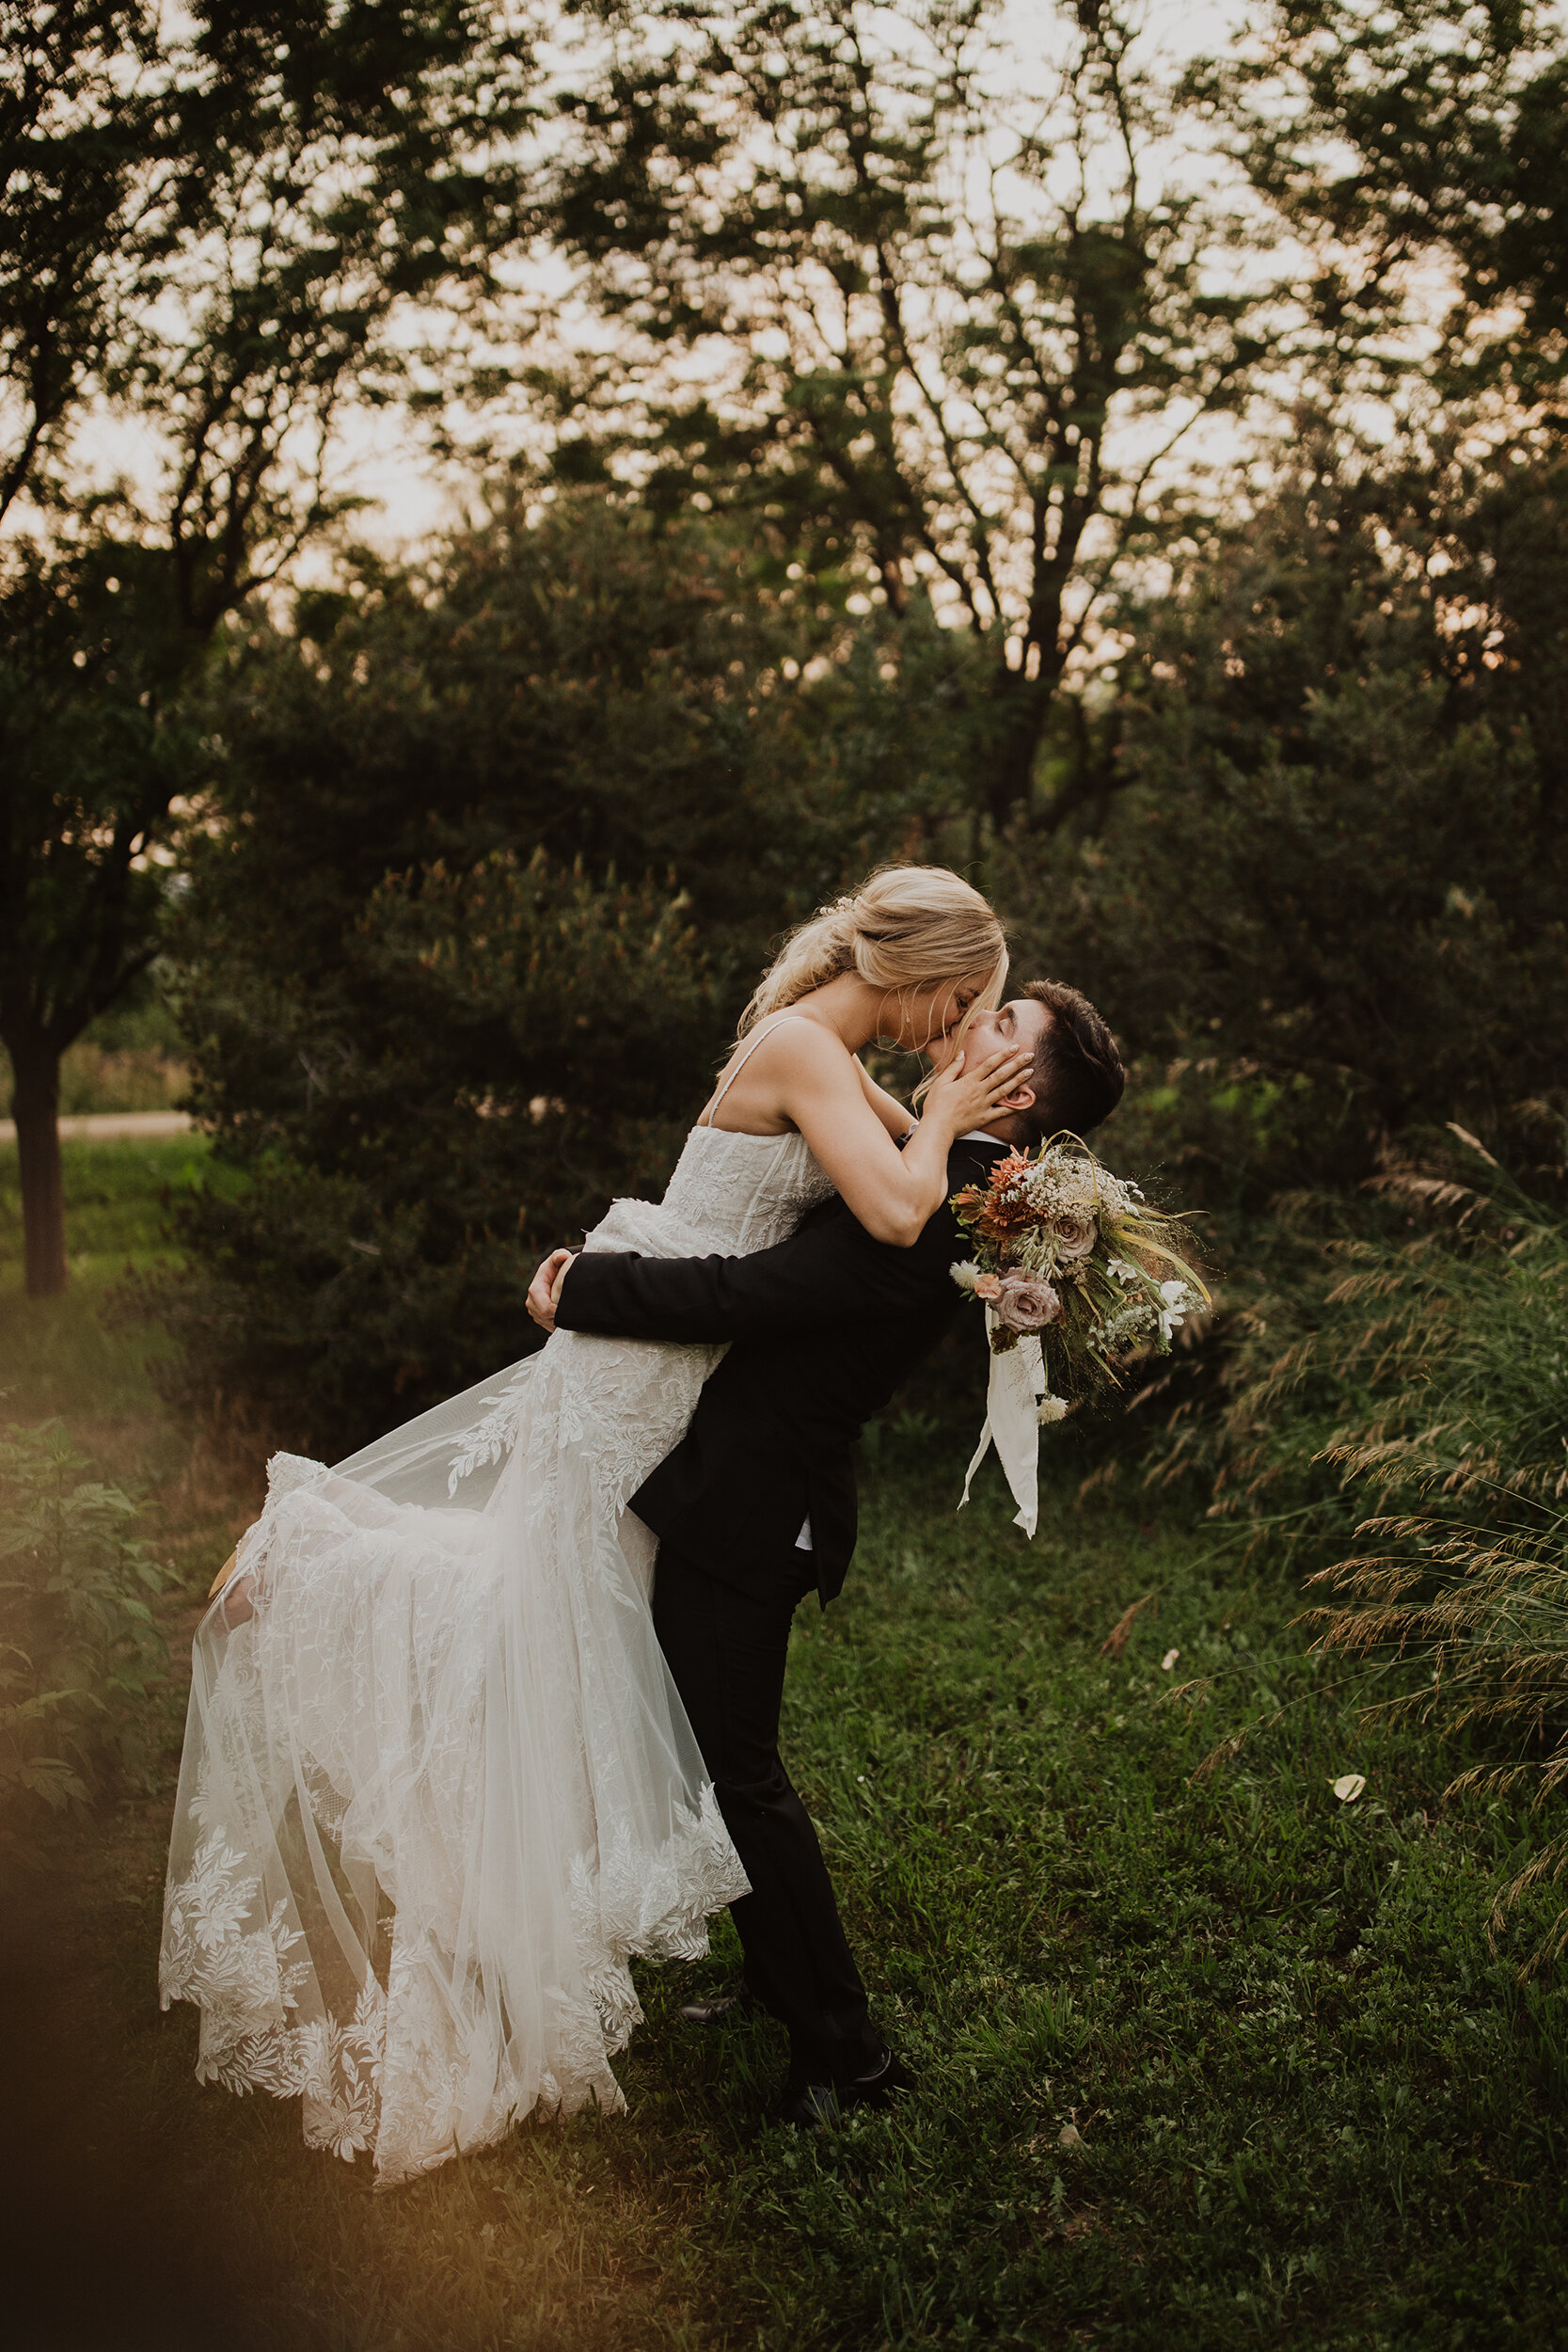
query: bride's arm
[
  {"left": 855, "top": 1057, "right": 915, "bottom": 1143},
  {"left": 755, "top": 1023, "right": 1028, "bottom": 1247}
]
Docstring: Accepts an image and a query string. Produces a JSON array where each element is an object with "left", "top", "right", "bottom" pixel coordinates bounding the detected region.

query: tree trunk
[
  {"left": 987, "top": 668, "right": 1054, "bottom": 832},
  {"left": 8, "top": 1032, "right": 67, "bottom": 1296}
]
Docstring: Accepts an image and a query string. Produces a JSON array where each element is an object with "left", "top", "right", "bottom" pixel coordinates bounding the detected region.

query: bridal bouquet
[{"left": 948, "top": 1138, "right": 1207, "bottom": 1536}]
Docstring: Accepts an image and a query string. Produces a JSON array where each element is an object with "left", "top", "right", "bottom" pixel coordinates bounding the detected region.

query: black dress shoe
[
  {"left": 842, "top": 2048, "right": 914, "bottom": 2109},
  {"left": 778, "top": 2049, "right": 915, "bottom": 2128},
  {"left": 678, "top": 1985, "right": 753, "bottom": 2028},
  {"left": 777, "top": 2079, "right": 843, "bottom": 2128}
]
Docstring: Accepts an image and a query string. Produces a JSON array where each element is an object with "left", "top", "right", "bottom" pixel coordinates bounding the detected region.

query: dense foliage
[
  {"left": 147, "top": 497, "right": 978, "bottom": 1448},
  {"left": 0, "top": 0, "right": 539, "bottom": 1291},
  {"left": 147, "top": 423, "right": 1568, "bottom": 1451},
  {"left": 1004, "top": 444, "right": 1568, "bottom": 1209}
]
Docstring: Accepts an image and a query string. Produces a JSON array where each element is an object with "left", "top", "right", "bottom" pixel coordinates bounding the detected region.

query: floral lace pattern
[{"left": 162, "top": 1123, "right": 832, "bottom": 2183}]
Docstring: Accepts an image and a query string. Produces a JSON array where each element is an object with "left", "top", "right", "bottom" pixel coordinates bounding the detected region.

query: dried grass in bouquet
[{"left": 949, "top": 1134, "right": 1209, "bottom": 1534}]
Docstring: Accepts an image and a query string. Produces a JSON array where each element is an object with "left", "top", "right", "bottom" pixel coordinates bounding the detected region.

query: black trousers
[{"left": 652, "top": 1542, "right": 883, "bottom": 2088}]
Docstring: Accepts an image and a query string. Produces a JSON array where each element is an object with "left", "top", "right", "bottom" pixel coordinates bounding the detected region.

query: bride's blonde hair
[{"left": 739, "top": 865, "right": 1008, "bottom": 1054}]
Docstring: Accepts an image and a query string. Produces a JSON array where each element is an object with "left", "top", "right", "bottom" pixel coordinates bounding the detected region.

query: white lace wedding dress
[{"left": 159, "top": 1114, "right": 832, "bottom": 2185}]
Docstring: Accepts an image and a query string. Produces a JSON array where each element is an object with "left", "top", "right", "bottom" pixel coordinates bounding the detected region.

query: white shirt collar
[{"left": 959, "top": 1129, "right": 1006, "bottom": 1147}]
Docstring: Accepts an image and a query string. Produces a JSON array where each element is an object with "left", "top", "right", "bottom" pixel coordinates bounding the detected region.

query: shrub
[
  {"left": 136, "top": 850, "right": 724, "bottom": 1454},
  {"left": 144, "top": 495, "right": 984, "bottom": 1454},
  {"left": 0, "top": 1422, "right": 168, "bottom": 1867}
]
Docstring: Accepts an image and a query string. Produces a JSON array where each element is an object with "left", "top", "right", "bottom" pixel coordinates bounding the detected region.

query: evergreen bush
[
  {"left": 137, "top": 496, "right": 974, "bottom": 1453},
  {"left": 1003, "top": 451, "right": 1568, "bottom": 1213}
]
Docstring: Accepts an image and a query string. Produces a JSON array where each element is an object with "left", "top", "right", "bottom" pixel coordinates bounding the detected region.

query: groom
[{"left": 527, "top": 979, "right": 1124, "bottom": 2123}]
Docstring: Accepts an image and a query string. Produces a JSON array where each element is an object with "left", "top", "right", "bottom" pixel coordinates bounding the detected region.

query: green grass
[
  {"left": 661, "top": 1457, "right": 1568, "bottom": 2345},
  {"left": 0, "top": 1132, "right": 253, "bottom": 1597},
  {"left": 0, "top": 1136, "right": 214, "bottom": 1429},
  {"left": 6, "top": 1149, "right": 1568, "bottom": 2347},
  {"left": 98, "top": 1452, "right": 1568, "bottom": 2350},
  {"left": 0, "top": 1135, "right": 214, "bottom": 1264}
]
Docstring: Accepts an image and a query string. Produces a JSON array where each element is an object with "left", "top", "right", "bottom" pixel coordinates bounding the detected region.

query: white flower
[
  {"left": 1037, "top": 1394, "right": 1069, "bottom": 1424},
  {"left": 1155, "top": 1279, "right": 1198, "bottom": 1344}
]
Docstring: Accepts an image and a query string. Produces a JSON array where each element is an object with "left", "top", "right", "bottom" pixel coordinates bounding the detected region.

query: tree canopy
[
  {"left": 11, "top": 0, "right": 1568, "bottom": 1441},
  {"left": 150, "top": 495, "right": 963, "bottom": 1445},
  {"left": 0, "top": 0, "right": 538, "bottom": 1291},
  {"left": 1213, "top": 0, "right": 1568, "bottom": 416},
  {"left": 542, "top": 0, "right": 1276, "bottom": 828}
]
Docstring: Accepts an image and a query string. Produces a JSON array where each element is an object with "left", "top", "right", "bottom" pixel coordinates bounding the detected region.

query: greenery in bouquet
[{"left": 949, "top": 1138, "right": 1209, "bottom": 1412}]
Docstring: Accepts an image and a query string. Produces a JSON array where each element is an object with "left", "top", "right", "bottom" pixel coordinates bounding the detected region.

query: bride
[{"left": 159, "top": 865, "right": 1026, "bottom": 2184}]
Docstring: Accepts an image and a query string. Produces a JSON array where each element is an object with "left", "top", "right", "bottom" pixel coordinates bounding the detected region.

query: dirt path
[
  {"left": 0, "top": 1593, "right": 277, "bottom": 2349},
  {"left": 0, "top": 1111, "right": 193, "bottom": 1145}
]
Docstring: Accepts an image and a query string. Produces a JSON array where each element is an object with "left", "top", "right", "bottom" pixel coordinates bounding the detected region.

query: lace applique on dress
[{"left": 268, "top": 1452, "right": 330, "bottom": 1499}]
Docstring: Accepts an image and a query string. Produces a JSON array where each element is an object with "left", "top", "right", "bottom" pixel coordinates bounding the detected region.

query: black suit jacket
[{"left": 554, "top": 1134, "right": 1006, "bottom": 1604}]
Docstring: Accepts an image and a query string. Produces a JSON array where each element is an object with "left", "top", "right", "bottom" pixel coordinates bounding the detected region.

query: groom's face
[{"left": 932, "top": 996, "right": 1051, "bottom": 1128}]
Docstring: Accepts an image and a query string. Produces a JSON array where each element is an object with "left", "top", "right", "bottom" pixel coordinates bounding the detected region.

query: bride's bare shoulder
[
  {"left": 702, "top": 1012, "right": 856, "bottom": 1130},
  {"left": 716, "top": 1012, "right": 846, "bottom": 1073},
  {"left": 755, "top": 1012, "right": 847, "bottom": 1058}
]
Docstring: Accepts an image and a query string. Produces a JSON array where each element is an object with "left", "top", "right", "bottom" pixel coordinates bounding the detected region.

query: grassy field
[{"left": 3, "top": 1144, "right": 1567, "bottom": 2349}]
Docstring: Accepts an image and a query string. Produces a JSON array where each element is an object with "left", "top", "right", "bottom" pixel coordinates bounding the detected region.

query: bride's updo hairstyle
[{"left": 739, "top": 865, "right": 1008, "bottom": 1056}]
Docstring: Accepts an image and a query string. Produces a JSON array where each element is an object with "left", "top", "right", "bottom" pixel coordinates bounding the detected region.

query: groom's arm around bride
[{"left": 527, "top": 983, "right": 1124, "bottom": 2122}]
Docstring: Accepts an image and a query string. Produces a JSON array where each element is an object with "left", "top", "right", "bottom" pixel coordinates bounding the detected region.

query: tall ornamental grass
[
  {"left": 1147, "top": 1119, "right": 1564, "bottom": 1544},
  {"left": 1155, "top": 1122, "right": 1568, "bottom": 1959}
]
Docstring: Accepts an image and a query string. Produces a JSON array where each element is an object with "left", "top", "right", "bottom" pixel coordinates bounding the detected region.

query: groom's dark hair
[{"left": 1015, "top": 980, "right": 1125, "bottom": 1143}]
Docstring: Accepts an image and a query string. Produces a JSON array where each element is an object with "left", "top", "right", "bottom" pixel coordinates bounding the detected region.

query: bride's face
[{"left": 882, "top": 972, "right": 993, "bottom": 1054}]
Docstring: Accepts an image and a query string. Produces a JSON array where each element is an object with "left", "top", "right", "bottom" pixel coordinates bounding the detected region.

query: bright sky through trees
[{"left": 38, "top": 0, "right": 1255, "bottom": 563}]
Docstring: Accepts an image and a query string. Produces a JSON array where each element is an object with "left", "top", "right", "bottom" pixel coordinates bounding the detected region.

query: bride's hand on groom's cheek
[{"left": 528, "top": 1248, "right": 577, "bottom": 1333}]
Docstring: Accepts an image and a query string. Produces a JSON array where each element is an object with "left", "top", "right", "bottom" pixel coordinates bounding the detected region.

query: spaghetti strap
[{"left": 702, "top": 1013, "right": 815, "bottom": 1126}]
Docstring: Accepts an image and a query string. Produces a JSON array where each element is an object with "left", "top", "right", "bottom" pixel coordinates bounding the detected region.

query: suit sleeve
[{"left": 556, "top": 1198, "right": 963, "bottom": 1344}]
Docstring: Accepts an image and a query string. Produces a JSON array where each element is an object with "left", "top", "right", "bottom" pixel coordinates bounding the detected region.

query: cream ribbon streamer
[{"left": 958, "top": 1308, "right": 1046, "bottom": 1537}]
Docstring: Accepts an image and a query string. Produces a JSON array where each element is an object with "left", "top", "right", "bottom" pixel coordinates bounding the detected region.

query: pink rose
[
  {"left": 974, "top": 1272, "right": 1004, "bottom": 1300},
  {"left": 1049, "top": 1213, "right": 1098, "bottom": 1259},
  {"left": 994, "top": 1272, "right": 1061, "bottom": 1332}
]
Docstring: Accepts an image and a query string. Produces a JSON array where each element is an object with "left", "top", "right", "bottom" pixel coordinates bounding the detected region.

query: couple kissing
[{"left": 166, "top": 866, "right": 1122, "bottom": 2180}]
